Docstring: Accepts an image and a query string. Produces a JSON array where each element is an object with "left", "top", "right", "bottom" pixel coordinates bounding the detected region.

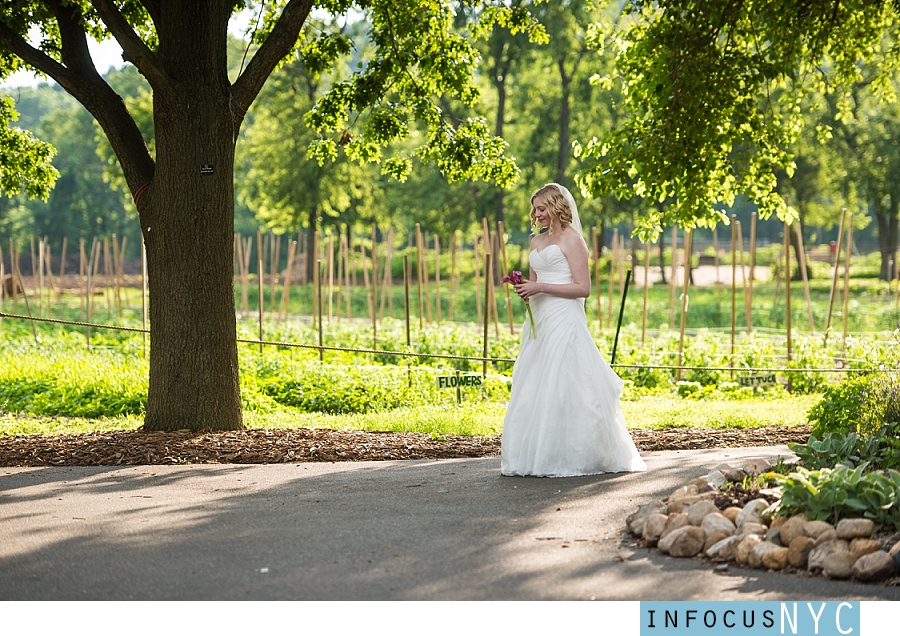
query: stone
[
  {"left": 850, "top": 538, "right": 883, "bottom": 558},
  {"left": 736, "top": 534, "right": 763, "bottom": 565},
  {"left": 769, "top": 515, "right": 788, "bottom": 529},
  {"left": 702, "top": 512, "right": 736, "bottom": 537},
  {"left": 748, "top": 541, "right": 783, "bottom": 569},
  {"left": 852, "top": 551, "right": 896, "bottom": 582},
  {"left": 642, "top": 513, "right": 670, "bottom": 547},
  {"left": 687, "top": 500, "right": 721, "bottom": 526},
  {"left": 706, "top": 469, "right": 727, "bottom": 490},
  {"left": 778, "top": 514, "right": 809, "bottom": 546},
  {"left": 815, "top": 529, "right": 839, "bottom": 546},
  {"left": 704, "top": 531, "right": 729, "bottom": 553},
  {"left": 803, "top": 520, "right": 835, "bottom": 539},
  {"left": 721, "top": 468, "right": 748, "bottom": 483},
  {"left": 706, "top": 536, "right": 741, "bottom": 561},
  {"left": 626, "top": 500, "right": 667, "bottom": 525},
  {"left": 665, "top": 492, "right": 717, "bottom": 514},
  {"left": 890, "top": 541, "right": 900, "bottom": 559},
  {"left": 629, "top": 515, "right": 650, "bottom": 537},
  {"left": 836, "top": 518, "right": 875, "bottom": 540},
  {"left": 659, "top": 513, "right": 689, "bottom": 542},
  {"left": 761, "top": 546, "right": 790, "bottom": 570},
  {"left": 669, "top": 526, "right": 707, "bottom": 558},
  {"left": 788, "top": 536, "right": 816, "bottom": 568},
  {"left": 722, "top": 507, "right": 742, "bottom": 523},
  {"left": 659, "top": 525, "right": 693, "bottom": 554},
  {"left": 765, "top": 527, "right": 783, "bottom": 546},
  {"left": 808, "top": 540, "right": 850, "bottom": 571},
  {"left": 688, "top": 476, "right": 710, "bottom": 490},
  {"left": 739, "top": 521, "right": 769, "bottom": 537},
  {"left": 742, "top": 458, "right": 772, "bottom": 476},
  {"left": 735, "top": 499, "right": 770, "bottom": 528},
  {"left": 824, "top": 552, "right": 858, "bottom": 579},
  {"left": 667, "top": 484, "right": 698, "bottom": 503}
]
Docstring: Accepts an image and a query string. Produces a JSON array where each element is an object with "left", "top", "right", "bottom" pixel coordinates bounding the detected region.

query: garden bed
[{"left": 0, "top": 424, "right": 811, "bottom": 467}]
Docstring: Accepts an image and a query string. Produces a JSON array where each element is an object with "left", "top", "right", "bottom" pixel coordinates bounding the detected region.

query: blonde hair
[{"left": 530, "top": 184, "right": 573, "bottom": 235}]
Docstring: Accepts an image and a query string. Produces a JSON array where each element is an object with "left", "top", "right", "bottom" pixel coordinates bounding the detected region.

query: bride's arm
[{"left": 514, "top": 232, "right": 591, "bottom": 300}]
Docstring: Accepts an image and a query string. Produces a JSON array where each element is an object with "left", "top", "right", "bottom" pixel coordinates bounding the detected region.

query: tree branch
[
  {"left": 230, "top": 0, "right": 314, "bottom": 120},
  {"left": 91, "top": 0, "right": 172, "bottom": 95}
]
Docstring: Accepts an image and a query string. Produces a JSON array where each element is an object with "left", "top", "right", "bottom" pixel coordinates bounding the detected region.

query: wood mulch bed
[{"left": 0, "top": 425, "right": 811, "bottom": 467}]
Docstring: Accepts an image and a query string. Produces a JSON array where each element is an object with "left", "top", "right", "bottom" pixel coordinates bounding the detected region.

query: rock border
[{"left": 626, "top": 457, "right": 900, "bottom": 585}]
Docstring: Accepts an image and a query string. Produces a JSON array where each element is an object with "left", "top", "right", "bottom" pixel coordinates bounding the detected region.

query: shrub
[{"left": 806, "top": 372, "right": 900, "bottom": 438}]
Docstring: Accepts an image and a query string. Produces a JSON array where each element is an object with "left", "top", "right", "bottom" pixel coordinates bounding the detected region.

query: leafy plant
[
  {"left": 806, "top": 372, "right": 900, "bottom": 438},
  {"left": 773, "top": 465, "right": 900, "bottom": 531},
  {"left": 789, "top": 424, "right": 900, "bottom": 471}
]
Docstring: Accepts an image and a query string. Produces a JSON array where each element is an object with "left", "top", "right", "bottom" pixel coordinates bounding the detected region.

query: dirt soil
[{"left": 0, "top": 425, "right": 810, "bottom": 467}]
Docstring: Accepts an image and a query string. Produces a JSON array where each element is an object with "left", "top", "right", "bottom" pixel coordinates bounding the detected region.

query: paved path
[{"left": 2, "top": 446, "right": 898, "bottom": 601}]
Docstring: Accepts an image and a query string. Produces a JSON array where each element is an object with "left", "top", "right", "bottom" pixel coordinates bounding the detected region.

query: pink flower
[{"left": 500, "top": 270, "right": 537, "bottom": 338}]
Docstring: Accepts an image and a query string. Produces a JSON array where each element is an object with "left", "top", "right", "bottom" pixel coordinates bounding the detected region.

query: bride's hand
[{"left": 514, "top": 281, "right": 540, "bottom": 300}]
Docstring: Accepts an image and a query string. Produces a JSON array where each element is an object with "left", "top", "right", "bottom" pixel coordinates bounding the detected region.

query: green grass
[{"left": 2, "top": 394, "right": 817, "bottom": 438}]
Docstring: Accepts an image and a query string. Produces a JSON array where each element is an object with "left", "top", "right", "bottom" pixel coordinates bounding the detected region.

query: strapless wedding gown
[{"left": 501, "top": 244, "right": 647, "bottom": 477}]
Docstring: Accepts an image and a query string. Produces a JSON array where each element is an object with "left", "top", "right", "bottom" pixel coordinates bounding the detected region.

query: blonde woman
[{"left": 500, "top": 183, "right": 646, "bottom": 477}]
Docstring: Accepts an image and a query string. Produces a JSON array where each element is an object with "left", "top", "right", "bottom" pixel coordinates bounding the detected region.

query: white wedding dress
[{"left": 501, "top": 244, "right": 647, "bottom": 477}]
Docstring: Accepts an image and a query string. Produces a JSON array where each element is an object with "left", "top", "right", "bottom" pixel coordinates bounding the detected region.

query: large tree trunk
[{"left": 141, "top": 4, "right": 242, "bottom": 431}]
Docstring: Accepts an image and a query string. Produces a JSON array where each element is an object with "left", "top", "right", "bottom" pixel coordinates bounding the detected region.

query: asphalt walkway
[{"left": 2, "top": 446, "right": 898, "bottom": 601}]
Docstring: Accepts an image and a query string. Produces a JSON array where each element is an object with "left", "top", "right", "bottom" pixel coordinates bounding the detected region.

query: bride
[{"left": 500, "top": 183, "right": 647, "bottom": 477}]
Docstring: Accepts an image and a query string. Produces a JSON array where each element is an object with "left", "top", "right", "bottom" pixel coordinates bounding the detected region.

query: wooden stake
[
  {"left": 415, "top": 224, "right": 424, "bottom": 328},
  {"left": 609, "top": 228, "right": 618, "bottom": 325},
  {"left": 748, "top": 212, "right": 757, "bottom": 311},
  {"left": 482, "top": 253, "right": 491, "bottom": 382},
  {"left": 343, "top": 231, "right": 352, "bottom": 321},
  {"left": 474, "top": 235, "right": 482, "bottom": 325},
  {"left": 79, "top": 239, "right": 86, "bottom": 318},
  {"left": 379, "top": 227, "right": 393, "bottom": 320},
  {"left": 58, "top": 236, "right": 68, "bottom": 308},
  {"left": 312, "top": 236, "right": 320, "bottom": 330},
  {"left": 280, "top": 240, "right": 296, "bottom": 321},
  {"left": 118, "top": 235, "right": 127, "bottom": 310},
  {"left": 825, "top": 208, "right": 847, "bottom": 339},
  {"left": 668, "top": 225, "right": 678, "bottom": 326},
  {"left": 371, "top": 223, "right": 378, "bottom": 349},
  {"left": 423, "top": 229, "right": 432, "bottom": 322},
  {"left": 730, "top": 217, "right": 737, "bottom": 374},
  {"left": 38, "top": 237, "right": 44, "bottom": 317},
  {"left": 592, "top": 228, "right": 602, "bottom": 329},
  {"left": 434, "top": 234, "right": 441, "bottom": 325},
  {"left": 784, "top": 220, "right": 792, "bottom": 369},
  {"left": 498, "top": 221, "right": 514, "bottom": 334},
  {"left": 737, "top": 221, "right": 751, "bottom": 333},
  {"left": 449, "top": 231, "right": 457, "bottom": 322},
  {"left": 141, "top": 236, "right": 148, "bottom": 357},
  {"left": 642, "top": 240, "right": 650, "bottom": 344},
  {"left": 327, "top": 233, "right": 335, "bottom": 323},
  {"left": 676, "top": 229, "right": 693, "bottom": 381},
  {"left": 112, "top": 234, "right": 122, "bottom": 318},
  {"left": 794, "top": 222, "right": 814, "bottom": 331},
  {"left": 258, "top": 257, "right": 265, "bottom": 355},
  {"left": 841, "top": 213, "right": 854, "bottom": 360}
]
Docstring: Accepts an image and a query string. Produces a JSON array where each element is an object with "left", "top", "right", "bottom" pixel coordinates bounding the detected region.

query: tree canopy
[{"left": 577, "top": 0, "right": 900, "bottom": 240}]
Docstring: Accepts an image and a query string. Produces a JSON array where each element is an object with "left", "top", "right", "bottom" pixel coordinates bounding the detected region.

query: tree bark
[{"left": 139, "top": 2, "right": 242, "bottom": 431}]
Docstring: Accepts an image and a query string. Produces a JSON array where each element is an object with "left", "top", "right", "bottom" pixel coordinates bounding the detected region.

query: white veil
[
  {"left": 550, "top": 183, "right": 588, "bottom": 307},
  {"left": 551, "top": 183, "right": 587, "bottom": 250}
]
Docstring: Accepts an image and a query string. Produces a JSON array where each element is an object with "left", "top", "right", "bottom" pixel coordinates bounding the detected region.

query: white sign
[{"left": 738, "top": 373, "right": 778, "bottom": 387}]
